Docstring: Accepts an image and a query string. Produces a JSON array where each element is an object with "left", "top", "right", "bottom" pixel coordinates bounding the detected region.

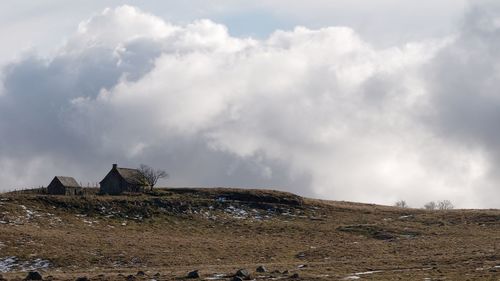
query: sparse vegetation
[
  {"left": 137, "top": 164, "right": 168, "bottom": 190},
  {"left": 437, "top": 199, "right": 454, "bottom": 210},
  {"left": 423, "top": 200, "right": 454, "bottom": 210},
  {"left": 424, "top": 201, "right": 437, "bottom": 210},
  {"left": 394, "top": 200, "right": 409, "bottom": 208}
]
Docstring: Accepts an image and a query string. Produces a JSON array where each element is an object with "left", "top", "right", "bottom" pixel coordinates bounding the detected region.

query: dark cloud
[{"left": 422, "top": 1, "right": 500, "bottom": 205}]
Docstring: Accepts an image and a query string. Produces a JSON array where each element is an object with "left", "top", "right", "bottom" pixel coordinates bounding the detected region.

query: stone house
[
  {"left": 47, "top": 176, "right": 82, "bottom": 195},
  {"left": 99, "top": 164, "right": 146, "bottom": 195}
]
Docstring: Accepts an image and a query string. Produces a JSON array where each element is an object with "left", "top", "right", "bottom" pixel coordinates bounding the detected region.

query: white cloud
[
  {"left": 1, "top": 4, "right": 500, "bottom": 208},
  {"left": 71, "top": 6, "right": 176, "bottom": 51}
]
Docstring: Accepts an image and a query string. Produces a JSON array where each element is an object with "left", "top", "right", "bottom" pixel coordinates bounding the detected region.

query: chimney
[{"left": 112, "top": 164, "right": 117, "bottom": 169}]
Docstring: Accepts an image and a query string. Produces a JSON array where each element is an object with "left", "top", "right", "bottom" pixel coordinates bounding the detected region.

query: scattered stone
[
  {"left": 231, "top": 277, "right": 243, "bottom": 281},
  {"left": 136, "top": 271, "right": 146, "bottom": 276},
  {"left": 235, "top": 269, "right": 250, "bottom": 280},
  {"left": 76, "top": 277, "right": 89, "bottom": 281},
  {"left": 126, "top": 275, "right": 136, "bottom": 281},
  {"left": 25, "top": 271, "right": 43, "bottom": 280},
  {"left": 296, "top": 252, "right": 306, "bottom": 258},
  {"left": 256, "top": 266, "right": 267, "bottom": 273},
  {"left": 297, "top": 264, "right": 307, "bottom": 269},
  {"left": 291, "top": 273, "right": 300, "bottom": 279},
  {"left": 309, "top": 217, "right": 324, "bottom": 221},
  {"left": 187, "top": 270, "right": 200, "bottom": 279}
]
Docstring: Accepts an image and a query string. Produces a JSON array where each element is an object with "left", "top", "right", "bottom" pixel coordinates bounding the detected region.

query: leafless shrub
[
  {"left": 423, "top": 200, "right": 454, "bottom": 210},
  {"left": 137, "top": 164, "right": 168, "bottom": 190},
  {"left": 437, "top": 200, "right": 454, "bottom": 210},
  {"left": 394, "top": 200, "right": 409, "bottom": 208},
  {"left": 424, "top": 201, "right": 437, "bottom": 210}
]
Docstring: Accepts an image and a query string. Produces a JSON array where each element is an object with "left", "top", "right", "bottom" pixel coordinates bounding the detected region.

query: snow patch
[
  {"left": 344, "top": 270, "right": 383, "bottom": 280},
  {"left": 205, "top": 273, "right": 226, "bottom": 280},
  {"left": 0, "top": 256, "right": 50, "bottom": 273}
]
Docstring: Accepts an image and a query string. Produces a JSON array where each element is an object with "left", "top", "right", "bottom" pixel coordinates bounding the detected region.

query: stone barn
[
  {"left": 99, "top": 164, "right": 146, "bottom": 195},
  {"left": 47, "top": 176, "right": 82, "bottom": 195}
]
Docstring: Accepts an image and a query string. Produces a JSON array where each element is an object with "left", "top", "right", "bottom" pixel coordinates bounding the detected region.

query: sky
[{"left": 1, "top": 0, "right": 500, "bottom": 208}]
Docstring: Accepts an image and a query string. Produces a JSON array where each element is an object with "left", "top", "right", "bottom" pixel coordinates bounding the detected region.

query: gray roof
[
  {"left": 116, "top": 167, "right": 145, "bottom": 185},
  {"left": 54, "top": 176, "right": 80, "bottom": 187}
]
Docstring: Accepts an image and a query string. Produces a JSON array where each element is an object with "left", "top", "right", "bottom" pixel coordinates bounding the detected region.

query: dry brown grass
[{"left": 0, "top": 188, "right": 499, "bottom": 280}]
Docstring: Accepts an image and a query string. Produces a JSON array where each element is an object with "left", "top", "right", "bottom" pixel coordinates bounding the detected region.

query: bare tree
[
  {"left": 137, "top": 164, "right": 168, "bottom": 191},
  {"left": 394, "top": 200, "right": 409, "bottom": 208},
  {"left": 437, "top": 200, "right": 454, "bottom": 210},
  {"left": 424, "top": 201, "right": 437, "bottom": 210}
]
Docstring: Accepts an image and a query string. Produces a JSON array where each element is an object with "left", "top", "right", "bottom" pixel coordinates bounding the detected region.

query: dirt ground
[{"left": 0, "top": 188, "right": 499, "bottom": 280}]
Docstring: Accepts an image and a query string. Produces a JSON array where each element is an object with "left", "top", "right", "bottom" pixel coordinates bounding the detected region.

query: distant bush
[
  {"left": 394, "top": 200, "right": 409, "bottom": 208},
  {"left": 423, "top": 200, "right": 454, "bottom": 210},
  {"left": 424, "top": 201, "right": 437, "bottom": 210},
  {"left": 437, "top": 200, "right": 454, "bottom": 210}
]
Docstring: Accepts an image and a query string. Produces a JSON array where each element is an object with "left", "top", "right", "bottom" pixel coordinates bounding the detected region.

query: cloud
[
  {"left": 1, "top": 3, "right": 500, "bottom": 208},
  {"left": 422, "top": 0, "right": 500, "bottom": 207}
]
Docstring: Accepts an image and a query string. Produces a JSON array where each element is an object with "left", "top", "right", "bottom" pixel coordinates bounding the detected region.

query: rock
[
  {"left": 126, "top": 275, "right": 136, "bottom": 281},
  {"left": 282, "top": 270, "right": 289, "bottom": 275},
  {"left": 187, "top": 270, "right": 200, "bottom": 279},
  {"left": 235, "top": 269, "right": 250, "bottom": 279},
  {"left": 297, "top": 264, "right": 307, "bottom": 269},
  {"left": 291, "top": 273, "right": 300, "bottom": 278},
  {"left": 231, "top": 277, "right": 243, "bottom": 281},
  {"left": 136, "top": 271, "right": 146, "bottom": 276},
  {"left": 372, "top": 231, "right": 395, "bottom": 240},
  {"left": 75, "top": 277, "right": 89, "bottom": 281},
  {"left": 25, "top": 271, "right": 43, "bottom": 280},
  {"left": 256, "top": 266, "right": 267, "bottom": 273}
]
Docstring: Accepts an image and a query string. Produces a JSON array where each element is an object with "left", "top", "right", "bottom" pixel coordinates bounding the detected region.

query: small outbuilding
[
  {"left": 99, "top": 164, "right": 146, "bottom": 195},
  {"left": 47, "top": 176, "right": 82, "bottom": 195}
]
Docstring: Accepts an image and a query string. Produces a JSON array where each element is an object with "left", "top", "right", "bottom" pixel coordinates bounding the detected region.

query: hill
[{"left": 0, "top": 188, "right": 499, "bottom": 280}]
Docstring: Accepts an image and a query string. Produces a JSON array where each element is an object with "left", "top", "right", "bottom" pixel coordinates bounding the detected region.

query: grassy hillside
[{"left": 0, "top": 188, "right": 499, "bottom": 280}]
